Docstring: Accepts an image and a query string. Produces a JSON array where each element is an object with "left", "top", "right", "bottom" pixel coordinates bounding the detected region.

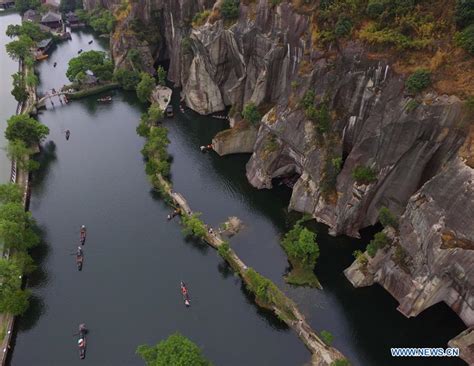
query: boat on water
[
  {"left": 88, "top": 40, "right": 93, "bottom": 44},
  {"left": 78, "top": 49, "right": 83, "bottom": 54},
  {"left": 76, "top": 247, "right": 83, "bottom": 271},
  {"left": 180, "top": 281, "right": 190, "bottom": 307},
  {"left": 80, "top": 225, "right": 86, "bottom": 245},
  {"left": 97, "top": 96, "right": 112, "bottom": 103},
  {"left": 36, "top": 53, "right": 49, "bottom": 61},
  {"left": 78, "top": 323, "right": 87, "bottom": 359}
]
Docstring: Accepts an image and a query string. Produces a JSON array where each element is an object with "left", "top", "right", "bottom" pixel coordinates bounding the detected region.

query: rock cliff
[{"left": 82, "top": 0, "right": 474, "bottom": 362}]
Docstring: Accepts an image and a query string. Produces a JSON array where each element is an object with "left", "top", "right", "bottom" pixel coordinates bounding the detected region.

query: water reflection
[
  {"left": 16, "top": 295, "right": 46, "bottom": 333},
  {"left": 30, "top": 141, "right": 57, "bottom": 197}
]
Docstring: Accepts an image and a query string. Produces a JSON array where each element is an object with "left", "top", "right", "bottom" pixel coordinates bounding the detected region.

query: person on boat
[
  {"left": 77, "top": 246, "right": 83, "bottom": 256},
  {"left": 53, "top": 62, "right": 57, "bottom": 67},
  {"left": 184, "top": 299, "right": 190, "bottom": 307},
  {"left": 80, "top": 225, "right": 86, "bottom": 236},
  {"left": 78, "top": 338, "right": 85, "bottom": 347},
  {"left": 180, "top": 281, "right": 187, "bottom": 295},
  {"left": 65, "top": 130, "right": 70, "bottom": 140}
]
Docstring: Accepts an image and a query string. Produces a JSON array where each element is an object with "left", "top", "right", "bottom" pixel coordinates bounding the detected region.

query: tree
[
  {"left": 378, "top": 207, "right": 398, "bottom": 229},
  {"left": 6, "top": 140, "right": 40, "bottom": 172},
  {"left": 5, "top": 114, "right": 49, "bottom": 146},
  {"left": 0, "top": 184, "right": 23, "bottom": 204},
  {"left": 242, "top": 103, "right": 261, "bottom": 125},
  {"left": 352, "top": 165, "right": 377, "bottom": 185},
  {"left": 282, "top": 224, "right": 319, "bottom": 268},
  {"left": 6, "top": 22, "right": 48, "bottom": 42},
  {"left": 66, "top": 51, "right": 114, "bottom": 82},
  {"left": 136, "top": 73, "right": 156, "bottom": 103},
  {"left": 456, "top": 24, "right": 474, "bottom": 55},
  {"left": 127, "top": 48, "right": 141, "bottom": 66},
  {"left": 0, "top": 288, "right": 30, "bottom": 316},
  {"left": 148, "top": 104, "right": 163, "bottom": 122},
  {"left": 156, "top": 66, "right": 167, "bottom": 86},
  {"left": 114, "top": 68, "right": 141, "bottom": 90},
  {"left": 405, "top": 69, "right": 431, "bottom": 94},
  {"left": 366, "top": 232, "right": 389, "bottom": 257},
  {"left": 221, "top": 0, "right": 240, "bottom": 20},
  {"left": 0, "top": 202, "right": 40, "bottom": 251},
  {"left": 60, "top": 0, "right": 83, "bottom": 12},
  {"left": 136, "top": 333, "right": 212, "bottom": 366},
  {"left": 6, "top": 35, "right": 34, "bottom": 60},
  {"left": 455, "top": 0, "right": 474, "bottom": 29},
  {"left": 181, "top": 213, "right": 207, "bottom": 239},
  {"left": 15, "top": 0, "right": 40, "bottom": 13}
]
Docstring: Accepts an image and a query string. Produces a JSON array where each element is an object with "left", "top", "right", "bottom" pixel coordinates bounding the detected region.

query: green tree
[
  {"left": 136, "top": 73, "right": 156, "bottom": 103},
  {"left": 352, "top": 165, "right": 377, "bottom": 185},
  {"left": 242, "top": 102, "right": 261, "bottom": 125},
  {"left": 0, "top": 202, "right": 40, "bottom": 251},
  {"left": 221, "top": 0, "right": 240, "bottom": 19},
  {"left": 137, "top": 333, "right": 212, "bottom": 366},
  {"left": 330, "top": 359, "right": 350, "bottom": 366},
  {"left": 5, "top": 115, "right": 49, "bottom": 146},
  {"left": 282, "top": 224, "right": 320, "bottom": 268},
  {"left": 455, "top": 0, "right": 474, "bottom": 28},
  {"left": 6, "top": 35, "right": 34, "bottom": 60},
  {"left": 405, "top": 69, "right": 431, "bottom": 94},
  {"left": 114, "top": 68, "right": 141, "bottom": 90},
  {"left": 15, "top": 0, "right": 40, "bottom": 13},
  {"left": 87, "top": 9, "right": 116, "bottom": 34},
  {"left": 66, "top": 51, "right": 114, "bottom": 82},
  {"left": 366, "top": 232, "right": 389, "bottom": 257},
  {"left": 0, "top": 184, "right": 23, "bottom": 204},
  {"left": 25, "top": 73, "right": 39, "bottom": 88},
  {"left": 0, "top": 288, "right": 30, "bottom": 316},
  {"left": 6, "top": 140, "right": 40, "bottom": 172},
  {"left": 335, "top": 17, "right": 352, "bottom": 38},
  {"left": 148, "top": 104, "right": 164, "bottom": 122},
  {"left": 456, "top": 24, "right": 474, "bottom": 55},
  {"left": 156, "top": 66, "right": 167, "bottom": 86},
  {"left": 181, "top": 213, "right": 207, "bottom": 239},
  {"left": 60, "top": 0, "right": 83, "bottom": 12},
  {"left": 378, "top": 206, "right": 398, "bottom": 229},
  {"left": 6, "top": 22, "right": 48, "bottom": 42},
  {"left": 320, "top": 330, "right": 334, "bottom": 345}
]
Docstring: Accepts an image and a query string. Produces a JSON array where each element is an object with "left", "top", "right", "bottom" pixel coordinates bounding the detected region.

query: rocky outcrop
[
  {"left": 449, "top": 327, "right": 474, "bottom": 365},
  {"left": 344, "top": 158, "right": 474, "bottom": 363},
  {"left": 212, "top": 122, "right": 257, "bottom": 156}
]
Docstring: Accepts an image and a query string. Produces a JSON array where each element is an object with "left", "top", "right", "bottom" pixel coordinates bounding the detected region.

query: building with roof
[
  {"left": 0, "top": 0, "right": 15, "bottom": 10},
  {"left": 40, "top": 11, "right": 63, "bottom": 30}
]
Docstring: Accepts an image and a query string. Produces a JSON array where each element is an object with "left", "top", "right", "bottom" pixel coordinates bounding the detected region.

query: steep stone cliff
[{"left": 82, "top": 0, "right": 474, "bottom": 362}]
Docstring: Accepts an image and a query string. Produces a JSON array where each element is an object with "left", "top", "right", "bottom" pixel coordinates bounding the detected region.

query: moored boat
[
  {"left": 78, "top": 323, "right": 87, "bottom": 359},
  {"left": 97, "top": 96, "right": 112, "bottom": 103},
  {"left": 180, "top": 281, "right": 190, "bottom": 307}
]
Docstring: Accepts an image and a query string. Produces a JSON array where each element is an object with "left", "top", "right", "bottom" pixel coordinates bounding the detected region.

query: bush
[
  {"left": 353, "top": 249, "right": 368, "bottom": 266},
  {"left": 405, "top": 69, "right": 431, "bottom": 94},
  {"left": 306, "top": 103, "right": 331, "bottom": 134},
  {"left": 148, "top": 104, "right": 163, "bottom": 122},
  {"left": 455, "top": 0, "right": 474, "bottom": 29},
  {"left": 335, "top": 17, "right": 353, "bottom": 38},
  {"left": 320, "top": 330, "right": 334, "bottom": 345},
  {"left": 127, "top": 48, "right": 140, "bottom": 65},
  {"left": 456, "top": 24, "right": 474, "bottom": 55},
  {"left": 300, "top": 90, "right": 315, "bottom": 109},
  {"left": 192, "top": 10, "right": 211, "bottom": 27},
  {"left": 5, "top": 115, "right": 49, "bottom": 145},
  {"left": 181, "top": 213, "right": 207, "bottom": 239},
  {"left": 217, "top": 241, "right": 231, "bottom": 259},
  {"left": 136, "top": 73, "right": 156, "bottom": 103},
  {"left": 352, "top": 165, "right": 377, "bottom": 184},
  {"left": 366, "top": 0, "right": 385, "bottom": 19},
  {"left": 136, "top": 333, "right": 211, "bottom": 366},
  {"left": 282, "top": 224, "right": 320, "bottom": 269},
  {"left": 0, "top": 184, "right": 23, "bottom": 204},
  {"left": 114, "top": 68, "right": 140, "bottom": 90},
  {"left": 221, "top": 0, "right": 240, "bottom": 19},
  {"left": 366, "top": 232, "right": 389, "bottom": 257},
  {"left": 242, "top": 103, "right": 261, "bottom": 125},
  {"left": 378, "top": 206, "right": 398, "bottom": 229},
  {"left": 0, "top": 202, "right": 40, "bottom": 251},
  {"left": 406, "top": 99, "right": 419, "bottom": 112}
]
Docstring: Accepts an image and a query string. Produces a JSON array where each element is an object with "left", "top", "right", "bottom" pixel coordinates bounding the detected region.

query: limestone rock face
[{"left": 212, "top": 123, "right": 257, "bottom": 156}]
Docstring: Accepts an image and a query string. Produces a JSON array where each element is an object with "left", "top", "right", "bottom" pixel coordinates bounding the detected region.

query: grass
[
  {"left": 0, "top": 323, "right": 7, "bottom": 342},
  {"left": 285, "top": 263, "right": 321, "bottom": 288},
  {"left": 67, "top": 82, "right": 120, "bottom": 100}
]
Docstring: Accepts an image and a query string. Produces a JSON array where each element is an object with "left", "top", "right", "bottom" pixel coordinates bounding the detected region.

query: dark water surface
[{"left": 4, "top": 24, "right": 466, "bottom": 366}]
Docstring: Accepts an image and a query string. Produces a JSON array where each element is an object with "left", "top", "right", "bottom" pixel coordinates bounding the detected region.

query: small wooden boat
[
  {"left": 76, "top": 248, "right": 83, "bottom": 271},
  {"left": 36, "top": 53, "right": 49, "bottom": 61},
  {"left": 97, "top": 96, "right": 112, "bottom": 103},
  {"left": 78, "top": 323, "right": 87, "bottom": 359},
  {"left": 80, "top": 226, "right": 86, "bottom": 245},
  {"left": 88, "top": 40, "right": 93, "bottom": 44},
  {"left": 78, "top": 49, "right": 83, "bottom": 54},
  {"left": 180, "top": 281, "right": 190, "bottom": 307}
]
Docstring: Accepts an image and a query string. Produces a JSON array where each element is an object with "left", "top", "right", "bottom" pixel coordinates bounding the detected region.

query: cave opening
[{"left": 272, "top": 173, "right": 301, "bottom": 189}]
